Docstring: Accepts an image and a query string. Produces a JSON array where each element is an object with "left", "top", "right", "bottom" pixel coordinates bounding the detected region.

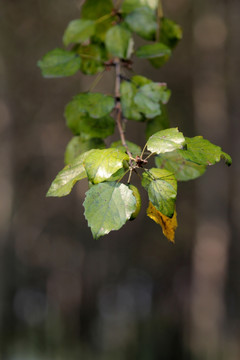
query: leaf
[
  {"left": 105, "top": 25, "right": 134, "bottom": 59},
  {"left": 154, "top": 136, "right": 232, "bottom": 181},
  {"left": 47, "top": 151, "right": 93, "bottom": 197},
  {"left": 65, "top": 92, "right": 115, "bottom": 136},
  {"left": 110, "top": 140, "right": 142, "bottom": 158},
  {"left": 125, "top": 7, "right": 157, "bottom": 40},
  {"left": 64, "top": 137, "right": 105, "bottom": 165},
  {"left": 120, "top": 81, "right": 143, "bottom": 121},
  {"left": 178, "top": 136, "right": 232, "bottom": 167},
  {"left": 83, "top": 182, "right": 136, "bottom": 239},
  {"left": 63, "top": 19, "right": 95, "bottom": 46},
  {"left": 134, "top": 83, "right": 171, "bottom": 119},
  {"left": 142, "top": 168, "right": 177, "bottom": 217},
  {"left": 147, "top": 202, "right": 177, "bottom": 243},
  {"left": 136, "top": 43, "right": 171, "bottom": 68},
  {"left": 155, "top": 151, "right": 206, "bottom": 181},
  {"left": 159, "top": 17, "right": 183, "bottom": 49},
  {"left": 66, "top": 112, "right": 115, "bottom": 138},
  {"left": 121, "top": 0, "right": 158, "bottom": 13},
  {"left": 65, "top": 92, "right": 114, "bottom": 119},
  {"left": 147, "top": 128, "right": 185, "bottom": 154},
  {"left": 84, "top": 149, "right": 129, "bottom": 184},
  {"left": 78, "top": 43, "right": 106, "bottom": 75},
  {"left": 131, "top": 75, "right": 152, "bottom": 87},
  {"left": 146, "top": 104, "right": 170, "bottom": 139},
  {"left": 81, "top": 0, "right": 113, "bottom": 41},
  {"left": 37, "top": 48, "right": 81, "bottom": 78}
]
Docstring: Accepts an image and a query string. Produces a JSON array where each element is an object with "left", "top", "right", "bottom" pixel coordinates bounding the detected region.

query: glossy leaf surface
[
  {"left": 147, "top": 128, "right": 185, "bottom": 154},
  {"left": 47, "top": 151, "right": 93, "bottom": 197},
  {"left": 84, "top": 149, "right": 129, "bottom": 184},
  {"left": 84, "top": 182, "right": 136, "bottom": 239}
]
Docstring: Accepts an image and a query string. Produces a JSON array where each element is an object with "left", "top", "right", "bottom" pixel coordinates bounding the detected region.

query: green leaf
[
  {"left": 66, "top": 112, "right": 115, "bottom": 138},
  {"left": 84, "top": 149, "right": 129, "bottom": 184},
  {"left": 146, "top": 104, "right": 170, "bottom": 139},
  {"left": 136, "top": 43, "right": 171, "bottom": 68},
  {"left": 147, "top": 128, "right": 185, "bottom": 154},
  {"left": 131, "top": 75, "right": 152, "bottom": 87},
  {"left": 78, "top": 44, "right": 106, "bottom": 75},
  {"left": 120, "top": 81, "right": 143, "bottom": 121},
  {"left": 155, "top": 152, "right": 206, "bottom": 181},
  {"left": 64, "top": 137, "right": 105, "bottom": 165},
  {"left": 134, "top": 83, "right": 170, "bottom": 119},
  {"left": 63, "top": 19, "right": 95, "bottom": 46},
  {"left": 81, "top": 0, "right": 113, "bottom": 41},
  {"left": 110, "top": 140, "right": 142, "bottom": 158},
  {"left": 83, "top": 182, "right": 137, "bottom": 239},
  {"left": 159, "top": 17, "right": 183, "bottom": 49},
  {"left": 38, "top": 48, "right": 81, "bottom": 78},
  {"left": 65, "top": 92, "right": 114, "bottom": 119},
  {"left": 142, "top": 168, "right": 177, "bottom": 217},
  {"left": 105, "top": 25, "right": 134, "bottom": 59},
  {"left": 177, "top": 136, "right": 232, "bottom": 167},
  {"left": 47, "top": 151, "right": 93, "bottom": 197},
  {"left": 121, "top": 0, "right": 158, "bottom": 13},
  {"left": 125, "top": 7, "right": 157, "bottom": 40},
  {"left": 155, "top": 136, "right": 232, "bottom": 181}
]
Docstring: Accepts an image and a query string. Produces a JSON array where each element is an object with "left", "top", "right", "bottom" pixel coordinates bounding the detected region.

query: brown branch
[{"left": 114, "top": 58, "right": 133, "bottom": 161}]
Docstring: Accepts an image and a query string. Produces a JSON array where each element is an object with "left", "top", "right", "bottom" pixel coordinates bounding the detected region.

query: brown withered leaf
[{"left": 147, "top": 201, "right": 177, "bottom": 243}]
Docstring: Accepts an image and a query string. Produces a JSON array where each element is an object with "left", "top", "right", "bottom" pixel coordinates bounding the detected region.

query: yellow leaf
[{"left": 147, "top": 202, "right": 178, "bottom": 243}]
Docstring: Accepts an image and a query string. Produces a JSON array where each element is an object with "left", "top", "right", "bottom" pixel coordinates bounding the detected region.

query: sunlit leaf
[
  {"left": 83, "top": 182, "right": 136, "bottom": 239},
  {"left": 38, "top": 48, "right": 81, "bottom": 78},
  {"left": 64, "top": 137, "right": 105, "bottom": 165},
  {"left": 47, "top": 151, "right": 93, "bottom": 197},
  {"left": 147, "top": 202, "right": 177, "bottom": 243},
  {"left": 63, "top": 19, "right": 95, "bottom": 46},
  {"left": 84, "top": 149, "right": 129, "bottom": 184},
  {"left": 142, "top": 168, "right": 177, "bottom": 217},
  {"left": 147, "top": 128, "right": 185, "bottom": 154},
  {"left": 105, "top": 25, "right": 134, "bottom": 59}
]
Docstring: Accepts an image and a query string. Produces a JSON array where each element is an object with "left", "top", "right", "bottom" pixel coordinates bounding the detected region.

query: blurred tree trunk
[{"left": 189, "top": 0, "right": 235, "bottom": 358}]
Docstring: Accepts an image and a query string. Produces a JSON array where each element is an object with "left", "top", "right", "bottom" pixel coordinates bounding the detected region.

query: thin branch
[
  {"left": 156, "top": 0, "right": 164, "bottom": 42},
  {"left": 114, "top": 58, "right": 133, "bottom": 160}
]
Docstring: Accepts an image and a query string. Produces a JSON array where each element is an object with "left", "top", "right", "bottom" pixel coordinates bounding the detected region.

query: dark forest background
[{"left": 0, "top": 0, "right": 240, "bottom": 359}]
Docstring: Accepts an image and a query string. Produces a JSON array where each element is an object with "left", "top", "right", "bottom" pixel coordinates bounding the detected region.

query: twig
[
  {"left": 115, "top": 58, "right": 133, "bottom": 160},
  {"left": 156, "top": 0, "right": 164, "bottom": 42},
  {"left": 88, "top": 70, "right": 105, "bottom": 92}
]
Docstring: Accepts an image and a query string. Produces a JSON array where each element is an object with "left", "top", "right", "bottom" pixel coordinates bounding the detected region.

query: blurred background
[{"left": 0, "top": 0, "right": 239, "bottom": 359}]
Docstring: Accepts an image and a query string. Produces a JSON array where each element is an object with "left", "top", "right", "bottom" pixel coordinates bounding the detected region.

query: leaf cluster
[{"left": 38, "top": 0, "right": 231, "bottom": 242}]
